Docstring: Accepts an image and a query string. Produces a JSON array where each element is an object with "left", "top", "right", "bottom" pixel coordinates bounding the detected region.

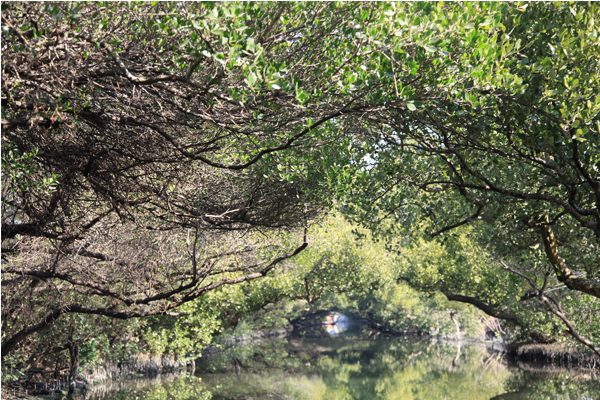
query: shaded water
[{"left": 82, "top": 321, "right": 600, "bottom": 400}]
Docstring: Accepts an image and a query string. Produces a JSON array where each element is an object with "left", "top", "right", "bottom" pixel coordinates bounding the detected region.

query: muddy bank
[
  {"left": 2, "top": 325, "right": 295, "bottom": 399},
  {"left": 81, "top": 353, "right": 194, "bottom": 383},
  {"left": 1, "top": 355, "right": 196, "bottom": 399},
  {"left": 506, "top": 342, "right": 600, "bottom": 370}
]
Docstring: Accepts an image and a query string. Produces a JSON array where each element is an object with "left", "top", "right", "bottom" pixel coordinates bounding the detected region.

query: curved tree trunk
[
  {"left": 539, "top": 224, "right": 600, "bottom": 299},
  {"left": 442, "top": 293, "right": 522, "bottom": 325}
]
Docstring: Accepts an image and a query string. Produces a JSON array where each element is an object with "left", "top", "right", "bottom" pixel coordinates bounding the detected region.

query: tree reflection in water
[{"left": 83, "top": 334, "right": 600, "bottom": 400}]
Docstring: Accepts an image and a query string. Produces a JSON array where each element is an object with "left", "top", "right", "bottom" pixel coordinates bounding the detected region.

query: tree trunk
[
  {"left": 539, "top": 224, "right": 600, "bottom": 298},
  {"left": 442, "top": 293, "right": 522, "bottom": 325},
  {"left": 449, "top": 311, "right": 461, "bottom": 337},
  {"left": 67, "top": 344, "right": 79, "bottom": 397}
]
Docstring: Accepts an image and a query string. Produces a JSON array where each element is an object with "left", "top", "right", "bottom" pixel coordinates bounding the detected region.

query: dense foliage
[
  {"left": 1, "top": 1, "right": 599, "bottom": 393},
  {"left": 339, "top": 2, "right": 600, "bottom": 355},
  {"left": 2, "top": 0, "right": 396, "bottom": 375}
]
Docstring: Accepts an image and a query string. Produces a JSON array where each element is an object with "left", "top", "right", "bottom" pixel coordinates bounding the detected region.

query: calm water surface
[{"left": 83, "top": 323, "right": 600, "bottom": 400}]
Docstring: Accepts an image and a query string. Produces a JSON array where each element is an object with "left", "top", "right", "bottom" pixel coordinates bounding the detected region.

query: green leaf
[{"left": 246, "top": 72, "right": 257, "bottom": 85}]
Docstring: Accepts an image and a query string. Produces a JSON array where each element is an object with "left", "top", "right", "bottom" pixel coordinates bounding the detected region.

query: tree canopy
[
  {"left": 1, "top": 1, "right": 599, "bottom": 390},
  {"left": 1, "top": 0, "right": 511, "bottom": 358},
  {"left": 1, "top": 1, "right": 391, "bottom": 358},
  {"left": 340, "top": 2, "right": 600, "bottom": 354}
]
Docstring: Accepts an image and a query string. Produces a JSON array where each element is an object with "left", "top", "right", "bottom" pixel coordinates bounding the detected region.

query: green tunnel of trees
[{"left": 1, "top": 0, "right": 599, "bottom": 389}]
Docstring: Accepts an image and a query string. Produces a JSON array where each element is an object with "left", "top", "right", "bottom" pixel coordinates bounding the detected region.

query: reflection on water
[
  {"left": 324, "top": 313, "right": 351, "bottom": 336},
  {"left": 82, "top": 328, "right": 600, "bottom": 400}
]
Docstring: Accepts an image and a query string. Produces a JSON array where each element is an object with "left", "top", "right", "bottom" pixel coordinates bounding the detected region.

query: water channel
[{"left": 80, "top": 316, "right": 599, "bottom": 400}]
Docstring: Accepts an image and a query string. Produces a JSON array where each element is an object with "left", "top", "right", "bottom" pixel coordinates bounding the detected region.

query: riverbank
[
  {"left": 1, "top": 354, "right": 195, "bottom": 400},
  {"left": 75, "top": 335, "right": 600, "bottom": 399},
  {"left": 506, "top": 342, "right": 599, "bottom": 370},
  {"left": 0, "top": 325, "right": 295, "bottom": 400},
  {"left": 3, "top": 326, "right": 598, "bottom": 399}
]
